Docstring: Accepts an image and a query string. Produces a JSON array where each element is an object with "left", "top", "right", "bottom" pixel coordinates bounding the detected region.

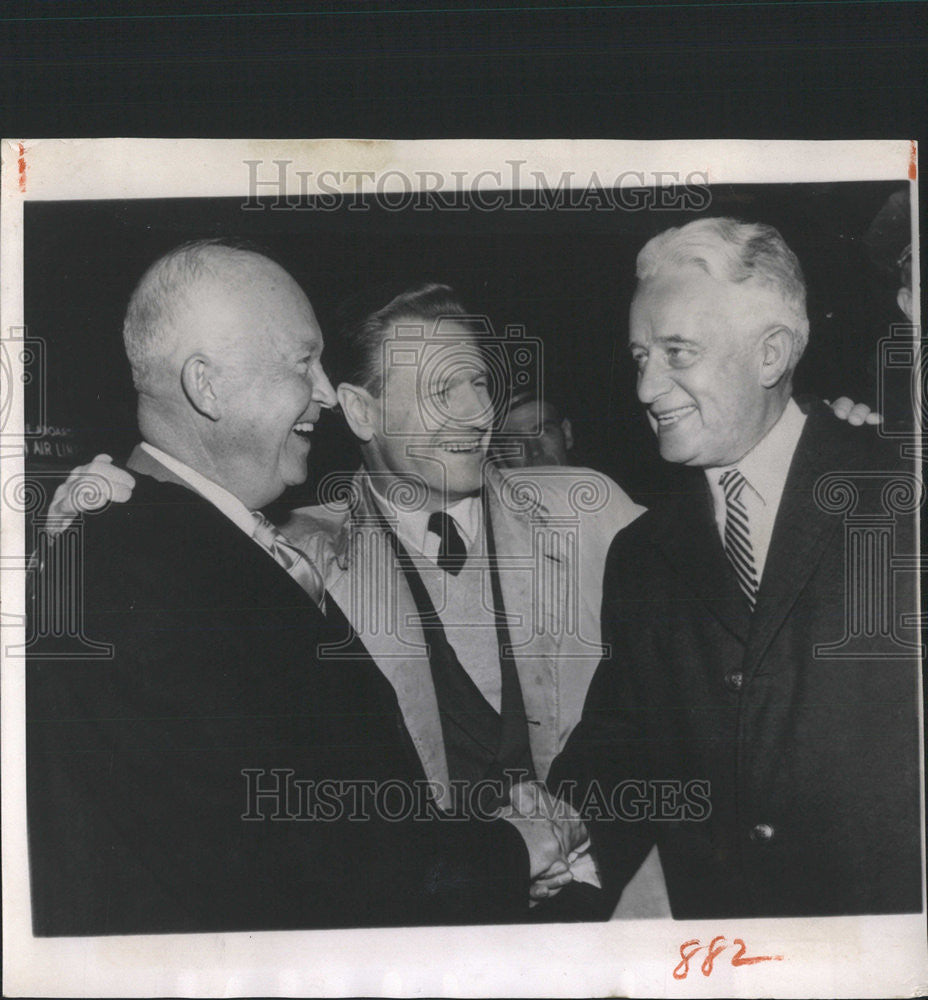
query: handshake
[{"left": 500, "top": 781, "right": 597, "bottom": 902}]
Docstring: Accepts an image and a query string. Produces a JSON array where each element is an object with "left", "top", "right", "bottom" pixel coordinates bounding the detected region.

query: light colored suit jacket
[{"left": 284, "top": 463, "right": 643, "bottom": 803}]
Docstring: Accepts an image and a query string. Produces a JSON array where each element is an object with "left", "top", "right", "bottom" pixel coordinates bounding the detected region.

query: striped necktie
[
  {"left": 251, "top": 511, "right": 326, "bottom": 608},
  {"left": 719, "top": 468, "right": 759, "bottom": 609}
]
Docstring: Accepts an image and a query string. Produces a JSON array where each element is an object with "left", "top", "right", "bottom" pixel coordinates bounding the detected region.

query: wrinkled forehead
[{"left": 629, "top": 265, "right": 780, "bottom": 343}]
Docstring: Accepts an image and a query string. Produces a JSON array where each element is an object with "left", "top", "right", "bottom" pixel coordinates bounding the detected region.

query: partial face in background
[
  {"left": 495, "top": 400, "right": 573, "bottom": 468},
  {"left": 366, "top": 319, "right": 493, "bottom": 508},
  {"left": 201, "top": 258, "right": 337, "bottom": 507},
  {"left": 629, "top": 264, "right": 787, "bottom": 469}
]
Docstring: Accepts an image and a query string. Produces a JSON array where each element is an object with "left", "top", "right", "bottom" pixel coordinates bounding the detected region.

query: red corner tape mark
[
  {"left": 18, "top": 142, "right": 27, "bottom": 193},
  {"left": 909, "top": 140, "right": 917, "bottom": 181}
]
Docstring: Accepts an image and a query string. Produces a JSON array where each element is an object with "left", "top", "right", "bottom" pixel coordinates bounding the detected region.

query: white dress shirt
[
  {"left": 368, "top": 482, "right": 480, "bottom": 566},
  {"left": 705, "top": 398, "right": 807, "bottom": 583},
  {"left": 369, "top": 482, "right": 501, "bottom": 699}
]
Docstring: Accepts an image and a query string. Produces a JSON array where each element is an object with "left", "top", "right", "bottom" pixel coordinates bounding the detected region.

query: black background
[{"left": 2, "top": 1, "right": 926, "bottom": 141}]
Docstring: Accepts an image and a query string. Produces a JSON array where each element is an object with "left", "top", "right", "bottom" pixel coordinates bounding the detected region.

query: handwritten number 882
[{"left": 673, "top": 936, "right": 783, "bottom": 979}]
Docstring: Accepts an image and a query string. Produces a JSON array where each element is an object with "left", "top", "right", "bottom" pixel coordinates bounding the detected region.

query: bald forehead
[
  {"left": 171, "top": 252, "right": 316, "bottom": 352},
  {"left": 180, "top": 249, "right": 294, "bottom": 300},
  {"left": 185, "top": 249, "right": 300, "bottom": 305}
]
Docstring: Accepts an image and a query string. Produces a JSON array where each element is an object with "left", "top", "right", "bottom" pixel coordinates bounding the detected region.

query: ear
[
  {"left": 560, "top": 417, "right": 574, "bottom": 452},
  {"left": 337, "top": 382, "right": 377, "bottom": 442},
  {"left": 897, "top": 286, "right": 913, "bottom": 322},
  {"left": 180, "top": 354, "right": 221, "bottom": 420},
  {"left": 759, "top": 326, "right": 793, "bottom": 388}
]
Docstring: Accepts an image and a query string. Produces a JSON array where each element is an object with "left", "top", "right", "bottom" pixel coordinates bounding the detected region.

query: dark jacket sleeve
[{"left": 546, "top": 525, "right": 657, "bottom": 912}]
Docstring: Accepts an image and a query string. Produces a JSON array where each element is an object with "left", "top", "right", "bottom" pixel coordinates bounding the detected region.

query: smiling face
[
  {"left": 203, "top": 260, "right": 337, "bottom": 508},
  {"left": 629, "top": 265, "right": 790, "bottom": 468},
  {"left": 365, "top": 319, "right": 494, "bottom": 509}
]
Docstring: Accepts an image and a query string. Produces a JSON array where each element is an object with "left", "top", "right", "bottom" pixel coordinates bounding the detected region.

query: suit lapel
[
  {"left": 650, "top": 471, "right": 752, "bottom": 644},
  {"left": 340, "top": 474, "right": 452, "bottom": 804},
  {"left": 484, "top": 469, "right": 562, "bottom": 774},
  {"left": 743, "top": 405, "right": 846, "bottom": 674}
]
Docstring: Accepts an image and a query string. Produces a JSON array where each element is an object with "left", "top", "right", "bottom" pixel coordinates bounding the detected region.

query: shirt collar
[
  {"left": 368, "top": 476, "right": 481, "bottom": 555},
  {"left": 706, "top": 397, "right": 807, "bottom": 504},
  {"left": 140, "top": 442, "right": 257, "bottom": 538}
]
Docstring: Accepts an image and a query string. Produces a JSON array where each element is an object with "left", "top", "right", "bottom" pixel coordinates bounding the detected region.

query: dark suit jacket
[
  {"left": 549, "top": 401, "right": 922, "bottom": 919},
  {"left": 27, "top": 458, "right": 530, "bottom": 935}
]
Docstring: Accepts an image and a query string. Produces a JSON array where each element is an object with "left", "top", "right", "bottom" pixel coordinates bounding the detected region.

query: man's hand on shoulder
[
  {"left": 47, "top": 455, "right": 135, "bottom": 534},
  {"left": 827, "top": 397, "right": 882, "bottom": 426}
]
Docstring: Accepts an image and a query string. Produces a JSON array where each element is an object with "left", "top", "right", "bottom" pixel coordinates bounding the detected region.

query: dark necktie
[
  {"left": 427, "top": 510, "right": 468, "bottom": 575},
  {"left": 719, "top": 468, "right": 759, "bottom": 609}
]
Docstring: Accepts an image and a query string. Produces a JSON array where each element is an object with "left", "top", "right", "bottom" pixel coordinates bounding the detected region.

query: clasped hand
[{"left": 499, "top": 781, "right": 589, "bottom": 902}]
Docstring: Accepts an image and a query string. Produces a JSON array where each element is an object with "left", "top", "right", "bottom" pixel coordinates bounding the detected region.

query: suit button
[
  {"left": 750, "top": 823, "right": 775, "bottom": 842},
  {"left": 724, "top": 670, "right": 744, "bottom": 692}
]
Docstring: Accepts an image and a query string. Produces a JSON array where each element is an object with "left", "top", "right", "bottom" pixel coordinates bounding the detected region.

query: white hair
[
  {"left": 636, "top": 217, "right": 810, "bottom": 368},
  {"left": 122, "top": 240, "right": 264, "bottom": 393}
]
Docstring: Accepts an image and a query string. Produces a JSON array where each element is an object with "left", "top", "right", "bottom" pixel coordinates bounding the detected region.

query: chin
[
  {"left": 658, "top": 440, "right": 700, "bottom": 465},
  {"left": 282, "top": 463, "right": 310, "bottom": 488},
  {"left": 444, "top": 472, "right": 483, "bottom": 498}
]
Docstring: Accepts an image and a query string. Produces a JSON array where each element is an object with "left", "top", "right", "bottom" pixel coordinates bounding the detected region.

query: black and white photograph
[{"left": 1, "top": 138, "right": 925, "bottom": 997}]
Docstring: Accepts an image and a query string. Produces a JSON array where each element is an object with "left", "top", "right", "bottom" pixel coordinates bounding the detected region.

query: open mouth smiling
[
  {"left": 437, "top": 438, "right": 484, "bottom": 453},
  {"left": 652, "top": 404, "right": 697, "bottom": 428}
]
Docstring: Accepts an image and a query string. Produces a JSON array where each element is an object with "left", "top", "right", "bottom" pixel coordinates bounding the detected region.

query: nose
[
  {"left": 310, "top": 361, "right": 338, "bottom": 408},
  {"left": 636, "top": 355, "right": 670, "bottom": 406}
]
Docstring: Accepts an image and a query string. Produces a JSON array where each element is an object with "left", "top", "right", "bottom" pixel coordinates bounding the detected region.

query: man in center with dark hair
[{"left": 284, "top": 284, "right": 642, "bottom": 868}]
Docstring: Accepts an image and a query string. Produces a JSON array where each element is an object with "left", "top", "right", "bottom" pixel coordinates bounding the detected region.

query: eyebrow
[
  {"left": 440, "top": 359, "right": 489, "bottom": 378},
  {"left": 630, "top": 334, "right": 699, "bottom": 351},
  {"left": 656, "top": 334, "right": 699, "bottom": 346}
]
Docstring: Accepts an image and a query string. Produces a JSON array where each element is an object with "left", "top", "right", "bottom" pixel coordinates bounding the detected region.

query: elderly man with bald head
[
  {"left": 549, "top": 217, "right": 921, "bottom": 919},
  {"left": 27, "top": 240, "right": 572, "bottom": 936},
  {"left": 122, "top": 241, "right": 337, "bottom": 510}
]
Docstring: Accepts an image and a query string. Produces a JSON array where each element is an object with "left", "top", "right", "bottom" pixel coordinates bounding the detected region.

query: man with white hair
[
  {"left": 27, "top": 241, "right": 575, "bottom": 935},
  {"left": 549, "top": 217, "right": 922, "bottom": 918}
]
